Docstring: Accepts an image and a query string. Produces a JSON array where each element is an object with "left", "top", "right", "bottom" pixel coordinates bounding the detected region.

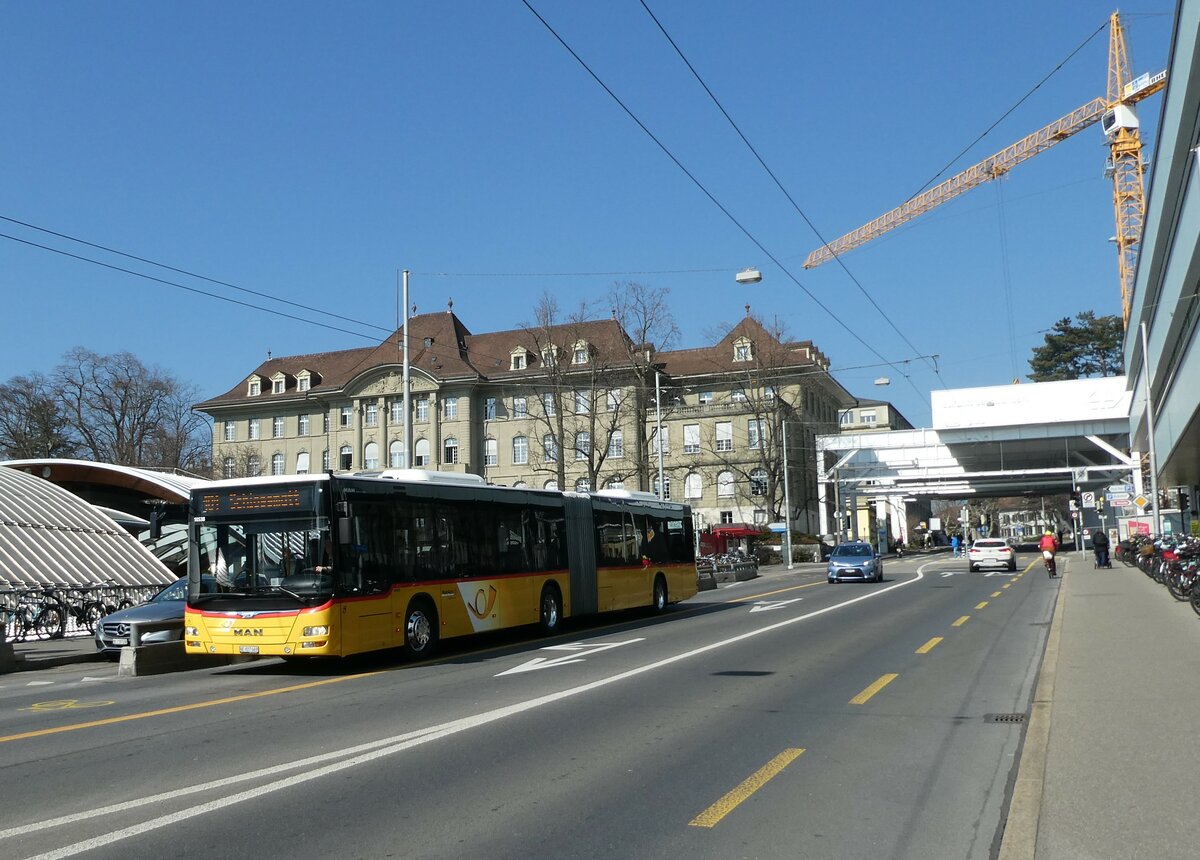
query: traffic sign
[
  {"left": 1082, "top": 491, "right": 1096, "bottom": 509},
  {"left": 1134, "top": 494, "right": 1149, "bottom": 510},
  {"left": 1109, "top": 483, "right": 1135, "bottom": 493},
  {"left": 1109, "top": 498, "right": 1132, "bottom": 508}
]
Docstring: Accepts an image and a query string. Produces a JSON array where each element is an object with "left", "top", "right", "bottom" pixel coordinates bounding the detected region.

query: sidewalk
[
  {"left": 1002, "top": 556, "right": 1200, "bottom": 859},
  {"left": 1, "top": 633, "right": 103, "bottom": 673}
]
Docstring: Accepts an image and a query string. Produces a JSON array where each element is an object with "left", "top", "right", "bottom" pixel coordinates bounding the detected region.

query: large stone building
[{"left": 196, "top": 307, "right": 851, "bottom": 537}]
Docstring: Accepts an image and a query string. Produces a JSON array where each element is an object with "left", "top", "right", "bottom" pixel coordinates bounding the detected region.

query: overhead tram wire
[
  {"left": 520, "top": 1, "right": 921, "bottom": 398},
  {"left": 0, "top": 232, "right": 381, "bottom": 342},
  {"left": 637, "top": 0, "right": 944, "bottom": 388},
  {"left": 0, "top": 214, "right": 395, "bottom": 337}
]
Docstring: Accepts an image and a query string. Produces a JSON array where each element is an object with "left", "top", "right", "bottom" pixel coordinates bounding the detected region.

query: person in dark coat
[{"left": 1092, "top": 529, "right": 1111, "bottom": 567}]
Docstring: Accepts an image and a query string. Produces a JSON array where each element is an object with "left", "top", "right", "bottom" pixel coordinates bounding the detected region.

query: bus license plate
[{"left": 238, "top": 645, "right": 260, "bottom": 654}]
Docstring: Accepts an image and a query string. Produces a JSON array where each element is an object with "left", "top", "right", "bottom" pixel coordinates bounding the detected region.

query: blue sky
[{"left": 0, "top": 2, "right": 1176, "bottom": 427}]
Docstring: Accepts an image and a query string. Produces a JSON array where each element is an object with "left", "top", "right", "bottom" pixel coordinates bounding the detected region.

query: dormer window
[
  {"left": 542, "top": 346, "right": 559, "bottom": 367},
  {"left": 272, "top": 378, "right": 285, "bottom": 395},
  {"left": 510, "top": 348, "right": 529, "bottom": 371},
  {"left": 297, "top": 371, "right": 311, "bottom": 392},
  {"left": 248, "top": 376, "right": 262, "bottom": 396},
  {"left": 733, "top": 337, "right": 753, "bottom": 362},
  {"left": 572, "top": 341, "right": 590, "bottom": 365}
]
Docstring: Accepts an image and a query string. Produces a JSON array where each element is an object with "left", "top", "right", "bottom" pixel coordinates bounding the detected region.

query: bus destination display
[{"left": 199, "top": 486, "right": 314, "bottom": 516}]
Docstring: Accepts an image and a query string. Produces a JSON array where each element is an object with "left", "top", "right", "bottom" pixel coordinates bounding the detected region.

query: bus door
[{"left": 341, "top": 501, "right": 395, "bottom": 653}]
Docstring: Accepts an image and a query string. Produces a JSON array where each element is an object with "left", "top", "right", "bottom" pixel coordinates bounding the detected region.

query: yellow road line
[
  {"left": 850, "top": 673, "right": 898, "bottom": 705},
  {"left": 992, "top": 591, "right": 1002, "bottom": 597},
  {"left": 976, "top": 601, "right": 989, "bottom": 609},
  {"left": 952, "top": 615, "right": 970, "bottom": 627},
  {"left": 0, "top": 672, "right": 382, "bottom": 744},
  {"left": 915, "top": 637, "right": 943, "bottom": 654},
  {"left": 1002, "top": 583, "right": 1012, "bottom": 589},
  {"left": 730, "top": 581, "right": 824, "bottom": 602},
  {"left": 689, "top": 748, "right": 805, "bottom": 828}
]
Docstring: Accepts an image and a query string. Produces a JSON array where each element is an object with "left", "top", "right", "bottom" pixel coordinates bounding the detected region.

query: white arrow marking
[
  {"left": 497, "top": 639, "right": 644, "bottom": 676},
  {"left": 749, "top": 598, "right": 804, "bottom": 612}
]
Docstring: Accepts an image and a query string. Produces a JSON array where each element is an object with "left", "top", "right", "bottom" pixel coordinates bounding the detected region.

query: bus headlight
[
  {"left": 303, "top": 626, "right": 329, "bottom": 636},
  {"left": 185, "top": 626, "right": 199, "bottom": 637}
]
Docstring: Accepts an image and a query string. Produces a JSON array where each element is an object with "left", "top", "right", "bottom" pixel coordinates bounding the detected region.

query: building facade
[{"left": 196, "top": 309, "right": 851, "bottom": 538}]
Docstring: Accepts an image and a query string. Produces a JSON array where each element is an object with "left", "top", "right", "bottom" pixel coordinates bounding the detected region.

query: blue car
[{"left": 827, "top": 542, "right": 883, "bottom": 583}]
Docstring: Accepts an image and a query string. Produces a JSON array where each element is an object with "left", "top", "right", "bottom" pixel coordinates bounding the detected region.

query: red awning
[{"left": 710, "top": 525, "right": 764, "bottom": 539}]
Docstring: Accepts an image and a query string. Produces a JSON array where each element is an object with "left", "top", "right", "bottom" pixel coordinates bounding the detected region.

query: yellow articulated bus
[{"left": 184, "top": 470, "right": 696, "bottom": 660}]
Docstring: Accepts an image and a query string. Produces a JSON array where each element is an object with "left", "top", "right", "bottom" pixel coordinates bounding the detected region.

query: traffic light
[
  {"left": 1178, "top": 489, "right": 1191, "bottom": 513},
  {"left": 1096, "top": 494, "right": 1105, "bottom": 514},
  {"left": 1069, "top": 490, "right": 1082, "bottom": 511}
]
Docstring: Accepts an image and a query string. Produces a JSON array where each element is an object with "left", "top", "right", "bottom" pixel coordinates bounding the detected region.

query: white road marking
[
  {"left": 25, "top": 681, "right": 54, "bottom": 687},
  {"left": 10, "top": 567, "right": 929, "bottom": 859},
  {"left": 749, "top": 598, "right": 804, "bottom": 613},
  {"left": 495, "top": 639, "right": 645, "bottom": 676}
]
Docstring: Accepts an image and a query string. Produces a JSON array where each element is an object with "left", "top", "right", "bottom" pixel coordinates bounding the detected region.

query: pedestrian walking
[{"left": 951, "top": 534, "right": 961, "bottom": 558}]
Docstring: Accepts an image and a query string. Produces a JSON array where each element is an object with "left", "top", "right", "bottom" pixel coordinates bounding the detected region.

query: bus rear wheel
[
  {"left": 539, "top": 584, "right": 563, "bottom": 634},
  {"left": 651, "top": 575, "right": 668, "bottom": 613},
  {"left": 402, "top": 600, "right": 438, "bottom": 658}
]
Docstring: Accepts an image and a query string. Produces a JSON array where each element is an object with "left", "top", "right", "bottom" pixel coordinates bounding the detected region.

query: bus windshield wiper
[{"left": 268, "top": 585, "right": 307, "bottom": 602}]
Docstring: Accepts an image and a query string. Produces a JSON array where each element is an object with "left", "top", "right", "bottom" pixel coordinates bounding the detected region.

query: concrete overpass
[{"left": 816, "top": 377, "right": 1136, "bottom": 541}]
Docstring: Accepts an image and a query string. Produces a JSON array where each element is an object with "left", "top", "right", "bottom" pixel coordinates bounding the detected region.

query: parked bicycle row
[
  {"left": 0, "top": 580, "right": 161, "bottom": 642},
  {"left": 1116, "top": 534, "right": 1200, "bottom": 616}
]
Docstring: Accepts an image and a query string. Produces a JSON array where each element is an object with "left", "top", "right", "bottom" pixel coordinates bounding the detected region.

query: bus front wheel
[
  {"left": 651, "top": 575, "right": 668, "bottom": 613},
  {"left": 402, "top": 600, "right": 438, "bottom": 658},
  {"left": 539, "top": 584, "right": 563, "bottom": 634}
]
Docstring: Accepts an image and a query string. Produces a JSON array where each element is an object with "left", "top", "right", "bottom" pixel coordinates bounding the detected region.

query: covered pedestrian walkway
[{"left": 816, "top": 377, "right": 1136, "bottom": 542}]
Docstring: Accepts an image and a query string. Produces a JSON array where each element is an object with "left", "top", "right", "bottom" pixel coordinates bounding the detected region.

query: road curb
[{"left": 998, "top": 567, "right": 1067, "bottom": 859}]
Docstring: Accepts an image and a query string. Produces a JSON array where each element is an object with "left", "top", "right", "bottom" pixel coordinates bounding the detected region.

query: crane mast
[{"left": 803, "top": 12, "right": 1164, "bottom": 329}]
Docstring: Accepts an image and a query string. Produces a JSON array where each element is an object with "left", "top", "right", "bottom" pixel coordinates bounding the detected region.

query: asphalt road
[{"left": 0, "top": 552, "right": 1058, "bottom": 860}]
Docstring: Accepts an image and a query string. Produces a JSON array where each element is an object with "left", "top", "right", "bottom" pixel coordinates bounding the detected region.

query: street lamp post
[
  {"left": 654, "top": 369, "right": 665, "bottom": 499},
  {"left": 781, "top": 418, "right": 793, "bottom": 569}
]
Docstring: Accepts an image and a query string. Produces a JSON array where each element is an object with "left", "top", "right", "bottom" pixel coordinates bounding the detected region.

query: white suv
[{"left": 967, "top": 539, "right": 1017, "bottom": 572}]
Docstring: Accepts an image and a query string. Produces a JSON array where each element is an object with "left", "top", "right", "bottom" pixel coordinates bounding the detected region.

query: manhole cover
[{"left": 985, "top": 713, "right": 1026, "bottom": 723}]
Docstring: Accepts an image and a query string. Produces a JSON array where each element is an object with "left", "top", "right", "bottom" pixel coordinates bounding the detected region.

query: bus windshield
[{"left": 195, "top": 516, "right": 334, "bottom": 604}]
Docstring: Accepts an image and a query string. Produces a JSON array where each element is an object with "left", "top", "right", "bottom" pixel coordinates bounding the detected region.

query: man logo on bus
[{"left": 466, "top": 585, "right": 498, "bottom": 620}]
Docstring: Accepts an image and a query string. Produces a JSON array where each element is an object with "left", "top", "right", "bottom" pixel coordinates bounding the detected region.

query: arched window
[
  {"left": 544, "top": 480, "right": 559, "bottom": 491},
  {"left": 296, "top": 452, "right": 310, "bottom": 475},
  {"left": 222, "top": 457, "right": 235, "bottom": 479},
  {"left": 513, "top": 481, "right": 528, "bottom": 489},
  {"left": 389, "top": 440, "right": 405, "bottom": 468},
  {"left": 271, "top": 453, "right": 285, "bottom": 476},
  {"left": 575, "top": 477, "right": 591, "bottom": 492},
  {"left": 512, "top": 435, "right": 528, "bottom": 464},
  {"left": 750, "top": 468, "right": 768, "bottom": 496},
  {"left": 443, "top": 436, "right": 459, "bottom": 464},
  {"left": 247, "top": 454, "right": 260, "bottom": 476},
  {"left": 485, "top": 438, "right": 498, "bottom": 466},
  {"left": 414, "top": 439, "right": 431, "bottom": 467},
  {"left": 684, "top": 473, "right": 702, "bottom": 500},
  {"left": 717, "top": 470, "right": 735, "bottom": 497},
  {"left": 364, "top": 441, "right": 379, "bottom": 470},
  {"left": 339, "top": 445, "right": 352, "bottom": 471}
]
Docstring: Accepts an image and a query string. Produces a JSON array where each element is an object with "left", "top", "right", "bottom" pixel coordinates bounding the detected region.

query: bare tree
[
  {"left": 53, "top": 347, "right": 207, "bottom": 468},
  {"left": 519, "top": 293, "right": 638, "bottom": 490},
  {"left": 214, "top": 444, "right": 264, "bottom": 479},
  {"left": 699, "top": 315, "right": 834, "bottom": 533},
  {"left": 0, "top": 372, "right": 78, "bottom": 459},
  {"left": 607, "top": 281, "right": 679, "bottom": 491}
]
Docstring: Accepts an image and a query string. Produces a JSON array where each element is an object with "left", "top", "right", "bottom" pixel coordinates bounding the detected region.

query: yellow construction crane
[{"left": 803, "top": 12, "right": 1164, "bottom": 329}]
